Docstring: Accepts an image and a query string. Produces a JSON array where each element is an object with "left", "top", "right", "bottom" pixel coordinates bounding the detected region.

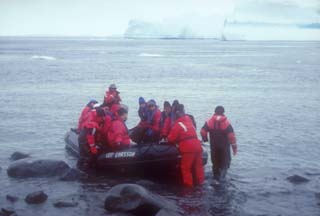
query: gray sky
[{"left": 0, "top": 0, "right": 319, "bottom": 36}]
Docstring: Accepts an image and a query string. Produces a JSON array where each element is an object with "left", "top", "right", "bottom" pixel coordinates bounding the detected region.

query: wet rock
[
  {"left": 0, "top": 207, "right": 17, "bottom": 216},
  {"left": 6, "top": 195, "right": 18, "bottom": 203},
  {"left": 59, "top": 168, "right": 86, "bottom": 181},
  {"left": 111, "top": 214, "right": 135, "bottom": 216},
  {"left": 25, "top": 191, "right": 48, "bottom": 204},
  {"left": 156, "top": 209, "right": 177, "bottom": 216},
  {"left": 286, "top": 175, "right": 310, "bottom": 184},
  {"left": 10, "top": 151, "right": 30, "bottom": 161},
  {"left": 53, "top": 201, "right": 78, "bottom": 208},
  {"left": 7, "top": 159, "right": 70, "bottom": 178},
  {"left": 104, "top": 184, "right": 180, "bottom": 216},
  {"left": 135, "top": 180, "right": 155, "bottom": 187}
]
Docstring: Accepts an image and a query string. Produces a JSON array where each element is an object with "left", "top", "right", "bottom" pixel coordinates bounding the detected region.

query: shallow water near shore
[{"left": 0, "top": 37, "right": 320, "bottom": 215}]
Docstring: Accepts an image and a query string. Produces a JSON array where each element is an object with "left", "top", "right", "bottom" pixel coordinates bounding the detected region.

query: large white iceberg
[{"left": 124, "top": 15, "right": 226, "bottom": 39}]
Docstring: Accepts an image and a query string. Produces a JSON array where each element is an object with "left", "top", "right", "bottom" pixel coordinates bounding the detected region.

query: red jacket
[
  {"left": 104, "top": 90, "right": 121, "bottom": 106},
  {"left": 161, "top": 117, "right": 171, "bottom": 137},
  {"left": 167, "top": 115, "right": 202, "bottom": 153},
  {"left": 83, "top": 121, "right": 103, "bottom": 146},
  {"left": 200, "top": 114, "right": 236, "bottom": 145},
  {"left": 138, "top": 109, "right": 161, "bottom": 132},
  {"left": 100, "top": 112, "right": 113, "bottom": 144},
  {"left": 149, "top": 109, "right": 161, "bottom": 132},
  {"left": 108, "top": 118, "right": 130, "bottom": 147},
  {"left": 78, "top": 106, "right": 92, "bottom": 130}
]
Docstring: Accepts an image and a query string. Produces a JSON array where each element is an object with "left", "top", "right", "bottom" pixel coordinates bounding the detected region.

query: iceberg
[
  {"left": 124, "top": 20, "right": 196, "bottom": 39},
  {"left": 124, "top": 15, "right": 225, "bottom": 39}
]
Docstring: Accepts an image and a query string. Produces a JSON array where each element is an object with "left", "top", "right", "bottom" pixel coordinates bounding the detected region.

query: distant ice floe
[
  {"left": 31, "top": 55, "right": 56, "bottom": 60},
  {"left": 139, "top": 53, "right": 163, "bottom": 57}
]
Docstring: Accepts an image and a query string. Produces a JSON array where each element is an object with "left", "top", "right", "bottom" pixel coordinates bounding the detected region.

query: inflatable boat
[{"left": 65, "top": 130, "right": 208, "bottom": 175}]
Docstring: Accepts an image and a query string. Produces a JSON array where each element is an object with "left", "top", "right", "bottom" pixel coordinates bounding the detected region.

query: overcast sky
[{"left": 0, "top": 0, "right": 319, "bottom": 36}]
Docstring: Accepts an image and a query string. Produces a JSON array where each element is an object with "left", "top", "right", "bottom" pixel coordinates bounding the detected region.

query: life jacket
[
  {"left": 78, "top": 106, "right": 92, "bottom": 130},
  {"left": 82, "top": 120, "right": 103, "bottom": 146},
  {"left": 201, "top": 115, "right": 236, "bottom": 148},
  {"left": 146, "top": 108, "right": 161, "bottom": 132},
  {"left": 104, "top": 90, "right": 121, "bottom": 107},
  {"left": 209, "top": 116, "right": 228, "bottom": 148},
  {"left": 101, "top": 110, "right": 116, "bottom": 145},
  {"left": 167, "top": 115, "right": 202, "bottom": 153}
]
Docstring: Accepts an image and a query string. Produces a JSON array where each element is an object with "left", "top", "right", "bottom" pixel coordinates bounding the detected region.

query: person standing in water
[
  {"left": 168, "top": 104, "right": 204, "bottom": 187},
  {"left": 200, "top": 106, "right": 237, "bottom": 182}
]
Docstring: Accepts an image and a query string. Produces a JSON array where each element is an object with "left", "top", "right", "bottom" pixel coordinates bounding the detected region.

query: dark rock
[
  {"left": 25, "top": 191, "right": 48, "bottom": 204},
  {"left": 135, "top": 180, "right": 155, "bottom": 187},
  {"left": 7, "top": 159, "right": 70, "bottom": 178},
  {"left": 0, "top": 207, "right": 17, "bottom": 216},
  {"left": 53, "top": 201, "right": 78, "bottom": 208},
  {"left": 104, "top": 184, "right": 180, "bottom": 216},
  {"left": 156, "top": 209, "right": 176, "bottom": 216},
  {"left": 59, "top": 168, "right": 86, "bottom": 181},
  {"left": 111, "top": 214, "right": 135, "bottom": 216},
  {"left": 10, "top": 151, "right": 30, "bottom": 161},
  {"left": 286, "top": 175, "right": 310, "bottom": 184},
  {"left": 6, "top": 195, "right": 19, "bottom": 203}
]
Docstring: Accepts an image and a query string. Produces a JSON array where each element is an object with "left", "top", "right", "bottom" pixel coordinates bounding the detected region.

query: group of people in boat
[{"left": 76, "top": 84, "right": 237, "bottom": 186}]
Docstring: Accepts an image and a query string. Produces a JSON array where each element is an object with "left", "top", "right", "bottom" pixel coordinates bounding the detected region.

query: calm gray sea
[{"left": 0, "top": 38, "right": 319, "bottom": 216}]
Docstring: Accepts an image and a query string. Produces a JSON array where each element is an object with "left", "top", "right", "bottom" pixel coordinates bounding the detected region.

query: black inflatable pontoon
[{"left": 65, "top": 130, "right": 208, "bottom": 174}]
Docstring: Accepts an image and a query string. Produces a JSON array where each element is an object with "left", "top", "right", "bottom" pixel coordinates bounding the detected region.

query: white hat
[{"left": 93, "top": 103, "right": 101, "bottom": 108}]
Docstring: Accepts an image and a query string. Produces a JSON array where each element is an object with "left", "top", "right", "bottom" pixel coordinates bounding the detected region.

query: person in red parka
[
  {"left": 160, "top": 101, "right": 171, "bottom": 139},
  {"left": 161, "top": 101, "right": 197, "bottom": 140},
  {"left": 77, "top": 100, "right": 98, "bottom": 131},
  {"left": 144, "top": 99, "right": 161, "bottom": 141},
  {"left": 108, "top": 108, "right": 131, "bottom": 151},
  {"left": 167, "top": 104, "right": 204, "bottom": 187},
  {"left": 103, "top": 84, "right": 121, "bottom": 108},
  {"left": 101, "top": 104, "right": 122, "bottom": 146},
  {"left": 78, "top": 108, "right": 105, "bottom": 169},
  {"left": 200, "top": 106, "right": 237, "bottom": 182},
  {"left": 130, "top": 99, "right": 161, "bottom": 144}
]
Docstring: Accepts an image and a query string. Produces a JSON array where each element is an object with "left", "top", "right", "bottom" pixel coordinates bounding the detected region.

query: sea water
[{"left": 0, "top": 37, "right": 319, "bottom": 215}]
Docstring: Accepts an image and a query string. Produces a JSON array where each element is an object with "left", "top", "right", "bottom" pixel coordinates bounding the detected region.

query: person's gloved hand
[
  {"left": 90, "top": 145, "right": 98, "bottom": 155},
  {"left": 231, "top": 144, "right": 237, "bottom": 156}
]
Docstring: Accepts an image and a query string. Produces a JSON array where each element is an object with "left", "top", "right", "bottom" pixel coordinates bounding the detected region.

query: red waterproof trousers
[{"left": 180, "top": 152, "right": 204, "bottom": 187}]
